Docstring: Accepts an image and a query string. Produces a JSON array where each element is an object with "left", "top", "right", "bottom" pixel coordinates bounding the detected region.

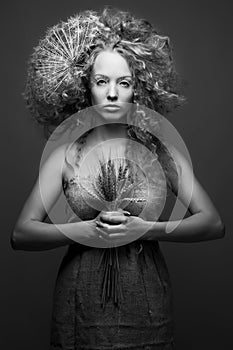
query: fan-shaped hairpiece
[{"left": 26, "top": 13, "right": 104, "bottom": 107}]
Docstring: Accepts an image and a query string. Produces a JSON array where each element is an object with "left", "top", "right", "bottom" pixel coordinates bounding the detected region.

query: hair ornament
[{"left": 25, "top": 13, "right": 104, "bottom": 107}]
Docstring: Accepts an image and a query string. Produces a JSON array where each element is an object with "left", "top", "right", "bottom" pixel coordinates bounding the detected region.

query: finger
[
  {"left": 96, "top": 220, "right": 107, "bottom": 228},
  {"left": 97, "top": 224, "right": 128, "bottom": 239},
  {"left": 96, "top": 220, "right": 126, "bottom": 230},
  {"left": 122, "top": 210, "right": 131, "bottom": 216},
  {"left": 100, "top": 215, "right": 128, "bottom": 224},
  {"left": 96, "top": 227, "right": 111, "bottom": 241},
  {"left": 101, "top": 223, "right": 127, "bottom": 234},
  {"left": 97, "top": 221, "right": 120, "bottom": 229}
]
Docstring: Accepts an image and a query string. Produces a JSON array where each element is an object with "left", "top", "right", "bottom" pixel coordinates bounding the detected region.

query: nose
[{"left": 107, "top": 83, "right": 118, "bottom": 102}]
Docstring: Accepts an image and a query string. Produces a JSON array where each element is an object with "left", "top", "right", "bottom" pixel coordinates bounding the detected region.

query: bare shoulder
[
  {"left": 168, "top": 144, "right": 191, "bottom": 165},
  {"left": 40, "top": 143, "right": 70, "bottom": 179},
  {"left": 166, "top": 145, "right": 194, "bottom": 181},
  {"left": 60, "top": 141, "right": 82, "bottom": 180},
  {"left": 42, "top": 143, "right": 68, "bottom": 165}
]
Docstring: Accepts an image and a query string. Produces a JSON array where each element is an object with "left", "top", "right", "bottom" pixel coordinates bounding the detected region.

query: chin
[
  {"left": 103, "top": 113, "right": 127, "bottom": 122},
  {"left": 94, "top": 109, "right": 128, "bottom": 124}
]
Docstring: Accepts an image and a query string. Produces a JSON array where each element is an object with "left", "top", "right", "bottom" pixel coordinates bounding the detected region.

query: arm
[
  {"left": 11, "top": 145, "right": 101, "bottom": 251},
  {"left": 143, "top": 148, "right": 225, "bottom": 242},
  {"left": 11, "top": 145, "right": 74, "bottom": 250}
]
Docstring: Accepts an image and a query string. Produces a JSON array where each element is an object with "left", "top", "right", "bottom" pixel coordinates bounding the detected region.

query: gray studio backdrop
[{"left": 1, "top": 0, "right": 232, "bottom": 349}]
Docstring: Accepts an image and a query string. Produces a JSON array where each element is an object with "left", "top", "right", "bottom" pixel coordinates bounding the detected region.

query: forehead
[{"left": 92, "top": 50, "right": 131, "bottom": 76}]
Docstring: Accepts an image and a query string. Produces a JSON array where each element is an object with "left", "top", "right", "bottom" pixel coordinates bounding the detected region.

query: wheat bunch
[{"left": 79, "top": 157, "right": 146, "bottom": 211}]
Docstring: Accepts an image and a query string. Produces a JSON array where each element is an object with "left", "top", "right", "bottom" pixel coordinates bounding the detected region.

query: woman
[{"left": 12, "top": 8, "right": 225, "bottom": 349}]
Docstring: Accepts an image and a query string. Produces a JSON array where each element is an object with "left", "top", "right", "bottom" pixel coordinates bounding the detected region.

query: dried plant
[
  {"left": 80, "top": 157, "right": 146, "bottom": 213},
  {"left": 80, "top": 156, "right": 147, "bottom": 309}
]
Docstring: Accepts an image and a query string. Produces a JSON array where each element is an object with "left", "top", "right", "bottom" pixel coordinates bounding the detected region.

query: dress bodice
[
  {"left": 63, "top": 161, "right": 163, "bottom": 221},
  {"left": 61, "top": 125, "right": 178, "bottom": 223}
]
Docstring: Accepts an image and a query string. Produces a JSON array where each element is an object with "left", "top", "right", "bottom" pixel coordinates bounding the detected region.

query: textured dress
[{"left": 50, "top": 126, "right": 178, "bottom": 350}]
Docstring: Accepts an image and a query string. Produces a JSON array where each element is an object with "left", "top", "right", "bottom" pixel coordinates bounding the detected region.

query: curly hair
[{"left": 24, "top": 7, "right": 185, "bottom": 136}]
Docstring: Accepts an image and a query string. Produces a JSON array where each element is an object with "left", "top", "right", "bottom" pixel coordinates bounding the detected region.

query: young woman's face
[{"left": 90, "top": 50, "right": 134, "bottom": 122}]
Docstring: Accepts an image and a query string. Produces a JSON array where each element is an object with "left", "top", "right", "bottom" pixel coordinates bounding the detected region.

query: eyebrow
[{"left": 93, "top": 74, "right": 133, "bottom": 80}]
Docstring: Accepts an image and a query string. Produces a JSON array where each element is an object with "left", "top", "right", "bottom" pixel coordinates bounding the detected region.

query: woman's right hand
[{"left": 68, "top": 212, "right": 129, "bottom": 248}]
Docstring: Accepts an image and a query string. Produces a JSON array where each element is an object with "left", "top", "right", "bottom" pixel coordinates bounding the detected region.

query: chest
[{"left": 63, "top": 138, "right": 128, "bottom": 182}]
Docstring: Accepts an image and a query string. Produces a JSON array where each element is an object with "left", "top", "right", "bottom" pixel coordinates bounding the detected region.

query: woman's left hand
[{"left": 96, "top": 212, "right": 152, "bottom": 245}]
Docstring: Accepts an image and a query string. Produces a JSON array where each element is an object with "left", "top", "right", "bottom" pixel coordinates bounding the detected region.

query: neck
[{"left": 91, "top": 123, "right": 128, "bottom": 142}]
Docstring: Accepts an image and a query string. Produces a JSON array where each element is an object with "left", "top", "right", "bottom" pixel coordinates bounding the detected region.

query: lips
[
  {"left": 104, "top": 104, "right": 120, "bottom": 109},
  {"left": 103, "top": 104, "right": 120, "bottom": 111}
]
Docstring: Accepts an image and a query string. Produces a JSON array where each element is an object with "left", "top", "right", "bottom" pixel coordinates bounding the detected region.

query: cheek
[
  {"left": 119, "top": 87, "right": 133, "bottom": 102},
  {"left": 125, "top": 88, "right": 134, "bottom": 102},
  {"left": 90, "top": 87, "right": 103, "bottom": 104}
]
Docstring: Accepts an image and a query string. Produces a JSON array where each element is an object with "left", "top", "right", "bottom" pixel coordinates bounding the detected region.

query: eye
[
  {"left": 119, "top": 80, "right": 132, "bottom": 88},
  {"left": 96, "top": 79, "right": 108, "bottom": 86}
]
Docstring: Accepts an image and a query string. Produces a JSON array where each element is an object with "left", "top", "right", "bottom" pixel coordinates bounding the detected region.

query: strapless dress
[{"left": 50, "top": 127, "right": 177, "bottom": 349}]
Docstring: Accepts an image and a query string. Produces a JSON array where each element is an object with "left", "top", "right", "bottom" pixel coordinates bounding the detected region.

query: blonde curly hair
[{"left": 24, "top": 7, "right": 185, "bottom": 137}]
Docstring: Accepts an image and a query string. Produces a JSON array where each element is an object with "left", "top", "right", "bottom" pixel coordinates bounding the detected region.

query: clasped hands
[{"left": 95, "top": 210, "right": 150, "bottom": 245}]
